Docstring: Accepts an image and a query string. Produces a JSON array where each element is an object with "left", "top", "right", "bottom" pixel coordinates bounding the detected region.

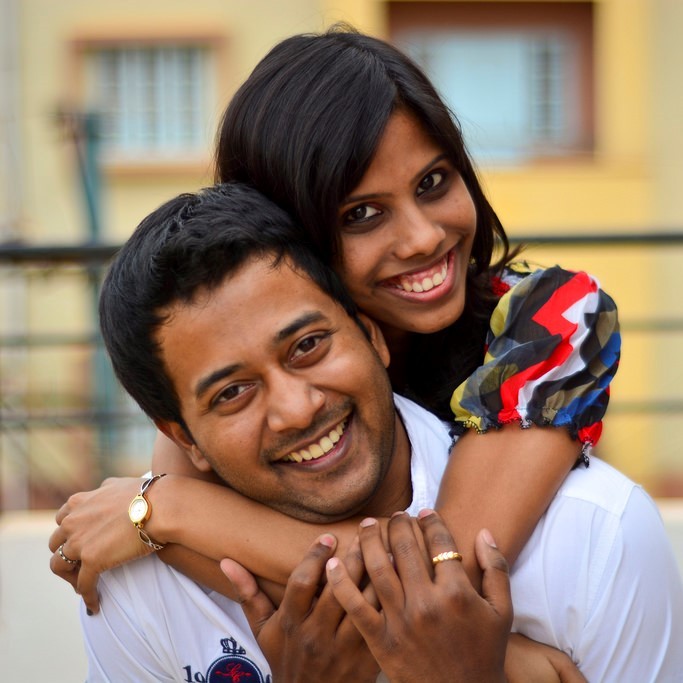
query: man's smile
[{"left": 279, "top": 416, "right": 349, "bottom": 464}]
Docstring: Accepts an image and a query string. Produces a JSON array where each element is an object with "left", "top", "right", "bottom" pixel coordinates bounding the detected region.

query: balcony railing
[{"left": 2, "top": 233, "right": 683, "bottom": 510}]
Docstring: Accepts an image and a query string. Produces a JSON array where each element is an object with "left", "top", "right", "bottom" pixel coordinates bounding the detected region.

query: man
[{"left": 80, "top": 184, "right": 682, "bottom": 681}]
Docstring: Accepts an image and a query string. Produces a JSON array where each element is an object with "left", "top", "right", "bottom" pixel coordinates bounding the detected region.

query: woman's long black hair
[{"left": 215, "top": 26, "right": 514, "bottom": 419}]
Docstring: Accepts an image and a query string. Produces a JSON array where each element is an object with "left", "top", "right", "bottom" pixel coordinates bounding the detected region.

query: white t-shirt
[{"left": 82, "top": 395, "right": 683, "bottom": 682}]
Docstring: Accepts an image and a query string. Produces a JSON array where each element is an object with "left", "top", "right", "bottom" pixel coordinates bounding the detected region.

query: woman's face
[{"left": 335, "top": 109, "right": 477, "bottom": 345}]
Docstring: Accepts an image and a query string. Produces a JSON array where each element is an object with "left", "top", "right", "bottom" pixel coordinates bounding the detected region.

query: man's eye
[
  {"left": 343, "top": 204, "right": 381, "bottom": 224},
  {"left": 291, "top": 335, "right": 322, "bottom": 359},
  {"left": 417, "top": 171, "right": 445, "bottom": 196},
  {"left": 291, "top": 331, "right": 333, "bottom": 362},
  {"left": 214, "top": 384, "right": 249, "bottom": 404}
]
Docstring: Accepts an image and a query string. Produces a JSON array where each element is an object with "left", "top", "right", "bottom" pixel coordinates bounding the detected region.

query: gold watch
[{"left": 128, "top": 473, "right": 167, "bottom": 550}]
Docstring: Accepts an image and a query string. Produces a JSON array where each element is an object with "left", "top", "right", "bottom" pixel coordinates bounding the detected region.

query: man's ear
[
  {"left": 357, "top": 313, "right": 391, "bottom": 369},
  {"left": 154, "top": 419, "right": 213, "bottom": 474}
]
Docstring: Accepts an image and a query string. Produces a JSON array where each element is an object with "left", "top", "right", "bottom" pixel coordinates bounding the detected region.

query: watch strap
[{"left": 131, "top": 473, "right": 167, "bottom": 550}]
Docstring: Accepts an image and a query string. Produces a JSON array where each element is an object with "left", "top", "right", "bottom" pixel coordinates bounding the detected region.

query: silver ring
[{"left": 58, "top": 543, "right": 78, "bottom": 565}]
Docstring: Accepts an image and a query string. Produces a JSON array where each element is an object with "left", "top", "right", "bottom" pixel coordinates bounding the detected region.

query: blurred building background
[
  {"left": 1, "top": 0, "right": 682, "bottom": 512},
  {"left": 1, "top": 0, "right": 682, "bottom": 679}
]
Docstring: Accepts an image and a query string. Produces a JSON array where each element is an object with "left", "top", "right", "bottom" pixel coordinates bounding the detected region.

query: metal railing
[{"left": 2, "top": 232, "right": 683, "bottom": 510}]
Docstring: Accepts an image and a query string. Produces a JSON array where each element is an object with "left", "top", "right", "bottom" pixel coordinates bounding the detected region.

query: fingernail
[
  {"left": 417, "top": 508, "right": 435, "bottom": 519},
  {"left": 326, "top": 557, "right": 340, "bottom": 571},
  {"left": 86, "top": 608, "right": 93, "bottom": 616},
  {"left": 359, "top": 517, "right": 377, "bottom": 528},
  {"left": 482, "top": 528, "right": 497, "bottom": 548},
  {"left": 391, "top": 510, "right": 406, "bottom": 518},
  {"left": 319, "top": 533, "right": 336, "bottom": 548}
]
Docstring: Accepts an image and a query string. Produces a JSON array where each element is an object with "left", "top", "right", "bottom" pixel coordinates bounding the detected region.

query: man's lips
[
  {"left": 278, "top": 417, "right": 349, "bottom": 463},
  {"left": 380, "top": 249, "right": 453, "bottom": 294}
]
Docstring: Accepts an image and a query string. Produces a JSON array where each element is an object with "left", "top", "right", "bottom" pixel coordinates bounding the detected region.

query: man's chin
[{"left": 270, "top": 490, "right": 378, "bottom": 525}]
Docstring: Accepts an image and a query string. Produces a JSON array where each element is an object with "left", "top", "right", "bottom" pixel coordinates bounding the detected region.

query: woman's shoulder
[{"left": 492, "top": 261, "right": 611, "bottom": 304}]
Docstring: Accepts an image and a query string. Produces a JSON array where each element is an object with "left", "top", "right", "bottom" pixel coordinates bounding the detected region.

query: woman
[{"left": 51, "top": 26, "right": 618, "bottom": 639}]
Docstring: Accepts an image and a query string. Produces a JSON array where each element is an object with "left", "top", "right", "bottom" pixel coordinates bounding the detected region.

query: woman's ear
[
  {"left": 154, "top": 419, "right": 213, "bottom": 474},
  {"left": 357, "top": 313, "right": 391, "bottom": 369}
]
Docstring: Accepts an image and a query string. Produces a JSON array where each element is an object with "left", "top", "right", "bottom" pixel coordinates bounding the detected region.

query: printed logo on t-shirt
[{"left": 182, "top": 636, "right": 270, "bottom": 683}]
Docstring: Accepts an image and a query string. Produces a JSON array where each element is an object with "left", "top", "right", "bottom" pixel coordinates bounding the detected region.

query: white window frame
[
  {"left": 396, "top": 28, "right": 584, "bottom": 164},
  {"left": 84, "top": 43, "right": 212, "bottom": 160}
]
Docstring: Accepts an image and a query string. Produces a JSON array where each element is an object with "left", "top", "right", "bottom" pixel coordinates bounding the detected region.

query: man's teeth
[
  {"left": 396, "top": 260, "right": 447, "bottom": 293},
  {"left": 281, "top": 419, "right": 347, "bottom": 463}
]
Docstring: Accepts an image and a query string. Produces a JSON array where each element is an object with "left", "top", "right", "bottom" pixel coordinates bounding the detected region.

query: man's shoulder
[
  {"left": 555, "top": 456, "right": 640, "bottom": 518},
  {"left": 97, "top": 553, "right": 234, "bottom": 617},
  {"left": 393, "top": 393, "right": 451, "bottom": 442},
  {"left": 393, "top": 393, "right": 452, "bottom": 465}
]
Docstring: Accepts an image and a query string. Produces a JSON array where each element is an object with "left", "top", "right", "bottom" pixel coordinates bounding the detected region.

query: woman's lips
[{"left": 380, "top": 249, "right": 456, "bottom": 299}]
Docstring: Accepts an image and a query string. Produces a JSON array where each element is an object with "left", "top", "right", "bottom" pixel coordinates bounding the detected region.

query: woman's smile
[{"left": 337, "top": 109, "right": 477, "bottom": 339}]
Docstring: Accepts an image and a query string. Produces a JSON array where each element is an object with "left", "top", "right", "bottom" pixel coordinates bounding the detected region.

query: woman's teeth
[
  {"left": 395, "top": 259, "right": 447, "bottom": 293},
  {"left": 281, "top": 419, "right": 347, "bottom": 463}
]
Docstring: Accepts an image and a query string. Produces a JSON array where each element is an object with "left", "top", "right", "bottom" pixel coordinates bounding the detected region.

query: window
[
  {"left": 83, "top": 43, "right": 212, "bottom": 159},
  {"left": 390, "top": 2, "right": 594, "bottom": 164}
]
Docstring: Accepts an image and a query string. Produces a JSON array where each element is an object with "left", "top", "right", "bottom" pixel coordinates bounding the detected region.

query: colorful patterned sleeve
[{"left": 450, "top": 264, "right": 621, "bottom": 464}]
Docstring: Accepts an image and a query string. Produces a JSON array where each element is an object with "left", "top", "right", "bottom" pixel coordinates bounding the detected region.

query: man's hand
[
  {"left": 221, "top": 534, "right": 380, "bottom": 683},
  {"left": 326, "top": 510, "right": 512, "bottom": 683},
  {"left": 48, "top": 477, "right": 150, "bottom": 614}
]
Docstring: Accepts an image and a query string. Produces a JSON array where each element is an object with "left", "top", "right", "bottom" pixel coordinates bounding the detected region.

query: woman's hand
[
  {"left": 221, "top": 535, "right": 380, "bottom": 682},
  {"left": 48, "top": 477, "right": 149, "bottom": 614},
  {"left": 505, "top": 633, "right": 587, "bottom": 683},
  {"left": 326, "top": 510, "right": 512, "bottom": 683}
]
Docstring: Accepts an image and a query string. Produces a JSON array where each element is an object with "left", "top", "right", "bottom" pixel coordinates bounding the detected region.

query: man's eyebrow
[
  {"left": 194, "top": 311, "right": 329, "bottom": 400},
  {"left": 275, "top": 311, "right": 328, "bottom": 344},
  {"left": 195, "top": 363, "right": 243, "bottom": 400}
]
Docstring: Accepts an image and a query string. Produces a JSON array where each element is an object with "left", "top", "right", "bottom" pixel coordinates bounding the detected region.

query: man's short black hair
[{"left": 99, "top": 182, "right": 363, "bottom": 426}]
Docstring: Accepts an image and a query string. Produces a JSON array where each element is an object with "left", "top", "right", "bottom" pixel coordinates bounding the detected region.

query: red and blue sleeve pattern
[{"left": 450, "top": 264, "right": 620, "bottom": 465}]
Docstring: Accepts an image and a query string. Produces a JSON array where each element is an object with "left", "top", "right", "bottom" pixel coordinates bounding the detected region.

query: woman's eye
[
  {"left": 343, "top": 204, "right": 381, "bottom": 224},
  {"left": 417, "top": 171, "right": 445, "bottom": 196}
]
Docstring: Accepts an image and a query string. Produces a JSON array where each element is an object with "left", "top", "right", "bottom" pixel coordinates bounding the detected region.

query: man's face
[{"left": 156, "top": 255, "right": 409, "bottom": 523}]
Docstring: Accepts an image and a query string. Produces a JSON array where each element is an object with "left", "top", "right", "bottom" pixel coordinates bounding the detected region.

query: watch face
[{"left": 129, "top": 496, "right": 149, "bottom": 524}]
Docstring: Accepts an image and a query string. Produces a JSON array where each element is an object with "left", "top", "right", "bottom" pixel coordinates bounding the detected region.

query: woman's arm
[
  {"left": 436, "top": 425, "right": 579, "bottom": 589},
  {"left": 438, "top": 265, "right": 620, "bottom": 586},
  {"left": 50, "top": 434, "right": 374, "bottom": 612}
]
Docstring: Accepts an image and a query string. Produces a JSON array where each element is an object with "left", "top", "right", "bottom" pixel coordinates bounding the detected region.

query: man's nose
[{"left": 265, "top": 372, "right": 325, "bottom": 433}]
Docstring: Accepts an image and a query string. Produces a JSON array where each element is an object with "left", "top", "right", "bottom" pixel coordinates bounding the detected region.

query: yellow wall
[{"left": 7, "top": 0, "right": 683, "bottom": 498}]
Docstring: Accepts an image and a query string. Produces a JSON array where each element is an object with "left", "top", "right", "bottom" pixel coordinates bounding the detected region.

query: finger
[
  {"left": 417, "top": 509, "right": 465, "bottom": 581},
  {"left": 278, "top": 534, "right": 337, "bottom": 624},
  {"left": 326, "top": 555, "right": 383, "bottom": 641},
  {"left": 54, "top": 501, "right": 71, "bottom": 526},
  {"left": 220, "top": 558, "right": 276, "bottom": 638},
  {"left": 312, "top": 534, "right": 364, "bottom": 629},
  {"left": 385, "top": 512, "right": 431, "bottom": 585},
  {"left": 475, "top": 529, "right": 512, "bottom": 626},
  {"left": 49, "top": 552, "right": 80, "bottom": 588},
  {"left": 48, "top": 525, "right": 67, "bottom": 553},
  {"left": 76, "top": 565, "right": 102, "bottom": 615},
  {"left": 357, "top": 517, "right": 403, "bottom": 611}
]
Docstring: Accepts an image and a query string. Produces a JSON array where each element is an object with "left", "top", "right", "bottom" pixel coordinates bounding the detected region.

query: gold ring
[{"left": 432, "top": 550, "right": 463, "bottom": 565}]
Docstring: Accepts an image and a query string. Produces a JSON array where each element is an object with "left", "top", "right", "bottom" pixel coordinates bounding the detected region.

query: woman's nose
[{"left": 393, "top": 207, "right": 446, "bottom": 260}]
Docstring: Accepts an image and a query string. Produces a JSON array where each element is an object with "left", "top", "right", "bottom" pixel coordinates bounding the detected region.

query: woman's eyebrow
[{"left": 342, "top": 153, "right": 449, "bottom": 205}]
